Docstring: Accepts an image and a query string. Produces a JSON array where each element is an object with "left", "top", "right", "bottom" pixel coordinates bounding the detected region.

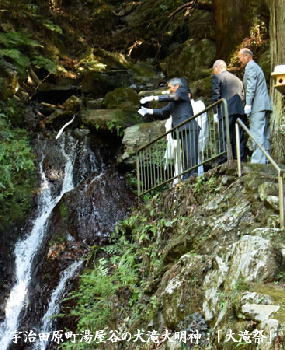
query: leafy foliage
[
  {"left": 0, "top": 31, "right": 56, "bottom": 77},
  {"left": 42, "top": 20, "right": 63, "bottom": 34},
  {"left": 32, "top": 55, "right": 57, "bottom": 74},
  {"left": 60, "top": 214, "right": 166, "bottom": 349},
  {"left": 0, "top": 99, "right": 36, "bottom": 230}
]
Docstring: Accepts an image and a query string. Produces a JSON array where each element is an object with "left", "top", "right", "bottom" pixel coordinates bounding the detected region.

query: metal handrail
[
  {"left": 137, "top": 99, "right": 230, "bottom": 152},
  {"left": 136, "top": 98, "right": 231, "bottom": 196},
  {"left": 235, "top": 118, "right": 285, "bottom": 228}
]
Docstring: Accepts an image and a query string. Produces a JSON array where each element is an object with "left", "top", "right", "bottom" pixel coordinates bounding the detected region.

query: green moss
[
  {"left": 104, "top": 87, "right": 139, "bottom": 110},
  {"left": 59, "top": 202, "right": 69, "bottom": 221},
  {"left": 81, "top": 108, "right": 141, "bottom": 135},
  {"left": 79, "top": 47, "right": 130, "bottom": 73},
  {"left": 162, "top": 39, "right": 216, "bottom": 81},
  {"left": 251, "top": 284, "right": 285, "bottom": 324}
]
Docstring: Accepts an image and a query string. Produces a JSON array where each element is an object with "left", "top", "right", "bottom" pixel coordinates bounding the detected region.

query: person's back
[
  {"left": 244, "top": 60, "right": 272, "bottom": 113},
  {"left": 239, "top": 48, "right": 271, "bottom": 164},
  {"left": 211, "top": 59, "right": 247, "bottom": 161},
  {"left": 212, "top": 70, "right": 244, "bottom": 115}
]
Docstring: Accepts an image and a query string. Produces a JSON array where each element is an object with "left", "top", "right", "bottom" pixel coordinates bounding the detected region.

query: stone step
[
  {"left": 242, "top": 162, "right": 285, "bottom": 176},
  {"left": 242, "top": 163, "right": 279, "bottom": 176}
]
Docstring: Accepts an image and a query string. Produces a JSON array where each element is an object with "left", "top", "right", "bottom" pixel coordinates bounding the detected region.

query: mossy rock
[
  {"left": 81, "top": 108, "right": 141, "bottom": 134},
  {"left": 81, "top": 71, "right": 130, "bottom": 96},
  {"left": 104, "top": 87, "right": 139, "bottom": 110},
  {"left": 129, "top": 61, "right": 162, "bottom": 85},
  {"left": 121, "top": 120, "right": 166, "bottom": 160},
  {"left": 161, "top": 39, "right": 216, "bottom": 81},
  {"left": 156, "top": 253, "right": 211, "bottom": 329},
  {"left": 79, "top": 47, "right": 130, "bottom": 72},
  {"left": 79, "top": 48, "right": 132, "bottom": 95},
  {"left": 251, "top": 284, "right": 285, "bottom": 325},
  {"left": 0, "top": 70, "right": 19, "bottom": 100}
]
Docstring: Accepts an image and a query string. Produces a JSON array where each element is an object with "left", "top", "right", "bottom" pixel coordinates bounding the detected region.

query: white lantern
[{"left": 271, "top": 65, "right": 285, "bottom": 94}]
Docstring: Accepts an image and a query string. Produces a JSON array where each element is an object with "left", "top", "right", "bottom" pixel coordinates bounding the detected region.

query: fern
[
  {"left": 0, "top": 49, "right": 30, "bottom": 68},
  {"left": 0, "top": 31, "right": 57, "bottom": 77},
  {"left": 32, "top": 55, "right": 57, "bottom": 73},
  {"left": 0, "top": 32, "right": 41, "bottom": 48}
]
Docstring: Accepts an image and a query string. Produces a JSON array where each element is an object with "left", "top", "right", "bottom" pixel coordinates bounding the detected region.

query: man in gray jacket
[
  {"left": 212, "top": 60, "right": 247, "bottom": 161},
  {"left": 239, "top": 48, "right": 272, "bottom": 164}
]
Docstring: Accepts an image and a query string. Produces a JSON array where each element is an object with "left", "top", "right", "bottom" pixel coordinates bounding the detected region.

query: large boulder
[
  {"left": 79, "top": 48, "right": 131, "bottom": 95},
  {"left": 128, "top": 61, "right": 163, "bottom": 87},
  {"left": 161, "top": 39, "right": 216, "bottom": 81},
  {"left": 121, "top": 120, "right": 166, "bottom": 160},
  {"left": 104, "top": 87, "right": 139, "bottom": 110},
  {"left": 156, "top": 253, "right": 211, "bottom": 329},
  {"left": 81, "top": 108, "right": 141, "bottom": 134}
]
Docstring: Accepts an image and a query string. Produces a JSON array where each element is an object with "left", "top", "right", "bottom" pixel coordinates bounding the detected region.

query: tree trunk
[
  {"left": 268, "top": 0, "right": 285, "bottom": 161},
  {"left": 213, "top": 0, "right": 253, "bottom": 60}
]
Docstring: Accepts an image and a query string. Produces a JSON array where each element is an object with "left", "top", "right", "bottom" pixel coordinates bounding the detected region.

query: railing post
[
  {"left": 136, "top": 152, "right": 141, "bottom": 196},
  {"left": 278, "top": 171, "right": 285, "bottom": 229},
  {"left": 222, "top": 98, "right": 233, "bottom": 162},
  {"left": 176, "top": 134, "right": 182, "bottom": 182},
  {"left": 236, "top": 121, "right": 242, "bottom": 177}
]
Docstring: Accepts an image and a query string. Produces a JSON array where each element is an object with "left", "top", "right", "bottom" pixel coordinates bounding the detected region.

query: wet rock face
[
  {"left": 7, "top": 131, "right": 134, "bottom": 344},
  {"left": 51, "top": 168, "right": 134, "bottom": 245}
]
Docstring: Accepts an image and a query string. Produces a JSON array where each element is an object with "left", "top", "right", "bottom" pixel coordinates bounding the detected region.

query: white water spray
[
  {"left": 33, "top": 260, "right": 83, "bottom": 350},
  {"left": 0, "top": 138, "right": 76, "bottom": 349},
  {"left": 56, "top": 115, "right": 76, "bottom": 140}
]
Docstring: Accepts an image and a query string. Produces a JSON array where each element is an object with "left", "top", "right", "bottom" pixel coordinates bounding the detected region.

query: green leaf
[
  {"left": 32, "top": 55, "right": 57, "bottom": 73},
  {"left": 42, "top": 20, "right": 63, "bottom": 34},
  {"left": 0, "top": 49, "right": 30, "bottom": 68}
]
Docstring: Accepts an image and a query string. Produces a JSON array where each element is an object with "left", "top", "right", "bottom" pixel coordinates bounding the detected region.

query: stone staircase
[{"left": 241, "top": 163, "right": 283, "bottom": 214}]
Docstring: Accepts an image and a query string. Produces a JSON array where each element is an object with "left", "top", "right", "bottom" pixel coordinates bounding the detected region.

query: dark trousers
[
  {"left": 178, "top": 129, "right": 199, "bottom": 179},
  {"left": 218, "top": 114, "right": 247, "bottom": 163},
  {"left": 229, "top": 114, "right": 247, "bottom": 161}
]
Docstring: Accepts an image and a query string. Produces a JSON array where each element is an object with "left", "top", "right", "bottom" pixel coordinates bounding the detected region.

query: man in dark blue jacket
[
  {"left": 138, "top": 77, "right": 200, "bottom": 178},
  {"left": 212, "top": 60, "right": 247, "bottom": 161}
]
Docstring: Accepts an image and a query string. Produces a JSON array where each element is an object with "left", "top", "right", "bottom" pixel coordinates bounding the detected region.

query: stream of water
[
  {"left": 0, "top": 136, "right": 77, "bottom": 349},
  {"left": 33, "top": 260, "right": 83, "bottom": 350}
]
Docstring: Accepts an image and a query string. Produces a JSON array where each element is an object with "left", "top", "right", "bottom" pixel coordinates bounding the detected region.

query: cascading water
[
  {"left": 55, "top": 115, "right": 76, "bottom": 140},
  {"left": 0, "top": 136, "right": 77, "bottom": 350},
  {"left": 33, "top": 260, "right": 83, "bottom": 350}
]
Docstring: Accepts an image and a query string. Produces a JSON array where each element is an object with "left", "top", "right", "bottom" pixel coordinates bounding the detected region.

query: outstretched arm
[{"left": 152, "top": 103, "right": 173, "bottom": 119}]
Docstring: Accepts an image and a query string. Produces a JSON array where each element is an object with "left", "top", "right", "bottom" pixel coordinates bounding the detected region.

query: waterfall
[
  {"left": 33, "top": 260, "right": 83, "bottom": 350},
  {"left": 0, "top": 136, "right": 76, "bottom": 350},
  {"left": 55, "top": 115, "right": 76, "bottom": 140}
]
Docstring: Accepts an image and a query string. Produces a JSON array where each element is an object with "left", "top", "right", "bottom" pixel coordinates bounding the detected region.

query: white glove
[
  {"left": 140, "top": 95, "right": 158, "bottom": 104},
  {"left": 138, "top": 107, "right": 153, "bottom": 116},
  {"left": 213, "top": 113, "right": 219, "bottom": 124},
  {"left": 244, "top": 104, "right": 252, "bottom": 115}
]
